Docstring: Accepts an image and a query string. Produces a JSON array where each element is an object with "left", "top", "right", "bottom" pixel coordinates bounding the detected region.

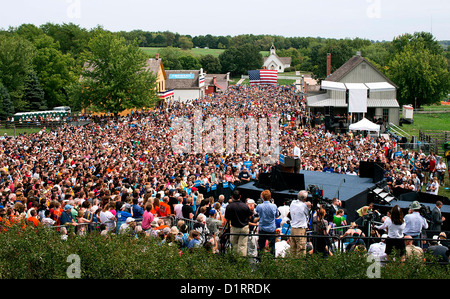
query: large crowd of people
[{"left": 0, "top": 84, "right": 448, "bottom": 262}]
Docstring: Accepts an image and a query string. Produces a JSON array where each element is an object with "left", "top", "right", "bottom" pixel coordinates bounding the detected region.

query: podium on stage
[{"left": 279, "top": 154, "right": 296, "bottom": 173}]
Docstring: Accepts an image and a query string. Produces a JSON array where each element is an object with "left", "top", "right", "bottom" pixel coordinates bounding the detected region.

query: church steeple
[{"left": 270, "top": 43, "right": 276, "bottom": 55}]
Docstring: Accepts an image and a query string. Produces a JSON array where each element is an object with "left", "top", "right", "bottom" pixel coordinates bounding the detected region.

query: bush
[{"left": 0, "top": 226, "right": 449, "bottom": 279}]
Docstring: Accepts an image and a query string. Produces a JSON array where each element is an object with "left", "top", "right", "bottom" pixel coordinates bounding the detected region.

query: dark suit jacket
[{"left": 430, "top": 206, "right": 443, "bottom": 232}]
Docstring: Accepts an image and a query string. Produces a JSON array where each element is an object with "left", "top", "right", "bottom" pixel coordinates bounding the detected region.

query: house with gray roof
[
  {"left": 307, "top": 53, "right": 400, "bottom": 129},
  {"left": 165, "top": 69, "right": 206, "bottom": 102}
]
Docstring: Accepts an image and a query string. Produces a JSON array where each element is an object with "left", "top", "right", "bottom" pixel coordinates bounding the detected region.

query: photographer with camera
[{"left": 287, "top": 190, "right": 311, "bottom": 258}]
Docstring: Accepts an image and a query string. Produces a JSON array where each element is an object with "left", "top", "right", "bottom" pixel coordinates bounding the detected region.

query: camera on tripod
[{"left": 308, "top": 184, "right": 332, "bottom": 210}]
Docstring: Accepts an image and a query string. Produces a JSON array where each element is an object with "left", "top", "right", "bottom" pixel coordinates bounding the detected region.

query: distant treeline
[{"left": 0, "top": 23, "right": 448, "bottom": 118}]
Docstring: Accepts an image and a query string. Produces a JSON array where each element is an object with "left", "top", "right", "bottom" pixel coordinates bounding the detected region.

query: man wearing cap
[
  {"left": 59, "top": 204, "right": 77, "bottom": 230},
  {"left": 224, "top": 190, "right": 252, "bottom": 256},
  {"left": 404, "top": 201, "right": 428, "bottom": 247},
  {"left": 288, "top": 190, "right": 311, "bottom": 258}
]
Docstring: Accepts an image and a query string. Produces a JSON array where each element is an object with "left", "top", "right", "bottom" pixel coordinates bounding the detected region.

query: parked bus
[{"left": 13, "top": 107, "right": 71, "bottom": 122}]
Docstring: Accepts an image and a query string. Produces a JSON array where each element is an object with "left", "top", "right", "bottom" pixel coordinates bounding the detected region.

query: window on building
[{"left": 383, "top": 108, "right": 389, "bottom": 122}]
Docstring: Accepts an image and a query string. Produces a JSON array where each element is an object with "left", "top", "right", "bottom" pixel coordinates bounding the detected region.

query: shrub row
[{"left": 0, "top": 226, "right": 449, "bottom": 279}]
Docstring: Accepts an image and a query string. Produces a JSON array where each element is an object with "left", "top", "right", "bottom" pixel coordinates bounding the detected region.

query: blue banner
[{"left": 169, "top": 73, "right": 195, "bottom": 79}]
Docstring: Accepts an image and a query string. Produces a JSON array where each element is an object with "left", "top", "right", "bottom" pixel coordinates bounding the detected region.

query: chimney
[
  {"left": 155, "top": 53, "right": 159, "bottom": 60},
  {"left": 326, "top": 53, "right": 331, "bottom": 77}
]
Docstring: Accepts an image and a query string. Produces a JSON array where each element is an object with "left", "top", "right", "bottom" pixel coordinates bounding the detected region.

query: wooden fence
[{"left": 418, "top": 130, "right": 450, "bottom": 155}]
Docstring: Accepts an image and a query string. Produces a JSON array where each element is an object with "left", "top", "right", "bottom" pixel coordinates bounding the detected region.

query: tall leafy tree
[
  {"left": 79, "top": 30, "right": 158, "bottom": 115},
  {"left": 386, "top": 36, "right": 449, "bottom": 107},
  {"left": 23, "top": 72, "right": 46, "bottom": 111},
  {"left": 219, "top": 43, "right": 263, "bottom": 76},
  {"left": 15, "top": 25, "right": 78, "bottom": 109},
  {"left": 199, "top": 54, "right": 222, "bottom": 74},
  {"left": 0, "top": 82, "right": 14, "bottom": 120},
  {"left": 0, "top": 33, "right": 35, "bottom": 111}
]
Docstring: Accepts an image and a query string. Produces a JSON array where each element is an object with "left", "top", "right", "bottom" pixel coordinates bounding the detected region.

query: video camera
[{"left": 307, "top": 184, "right": 333, "bottom": 211}]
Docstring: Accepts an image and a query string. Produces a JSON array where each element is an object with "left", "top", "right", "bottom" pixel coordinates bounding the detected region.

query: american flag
[
  {"left": 159, "top": 89, "right": 174, "bottom": 99},
  {"left": 248, "top": 69, "right": 277, "bottom": 85}
]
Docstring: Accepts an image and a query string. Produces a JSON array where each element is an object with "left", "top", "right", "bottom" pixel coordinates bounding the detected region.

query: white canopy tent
[{"left": 349, "top": 118, "right": 381, "bottom": 134}]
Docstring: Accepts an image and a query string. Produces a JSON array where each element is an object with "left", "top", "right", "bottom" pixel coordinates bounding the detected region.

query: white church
[{"left": 262, "top": 44, "right": 292, "bottom": 73}]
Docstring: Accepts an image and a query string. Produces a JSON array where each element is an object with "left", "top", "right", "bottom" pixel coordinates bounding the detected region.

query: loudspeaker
[
  {"left": 359, "top": 161, "right": 385, "bottom": 183},
  {"left": 256, "top": 173, "right": 272, "bottom": 189}
]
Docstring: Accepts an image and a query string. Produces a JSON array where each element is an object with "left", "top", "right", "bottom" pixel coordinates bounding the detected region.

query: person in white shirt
[
  {"left": 375, "top": 205, "right": 406, "bottom": 256},
  {"left": 367, "top": 234, "right": 388, "bottom": 264},
  {"left": 403, "top": 201, "right": 428, "bottom": 247},
  {"left": 99, "top": 203, "right": 116, "bottom": 232},
  {"left": 174, "top": 196, "right": 184, "bottom": 218},
  {"left": 436, "top": 160, "right": 446, "bottom": 186},
  {"left": 275, "top": 235, "right": 291, "bottom": 258},
  {"left": 288, "top": 190, "right": 311, "bottom": 258},
  {"left": 293, "top": 142, "right": 301, "bottom": 173}
]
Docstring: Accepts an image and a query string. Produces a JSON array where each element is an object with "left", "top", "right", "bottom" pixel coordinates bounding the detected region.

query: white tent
[{"left": 349, "top": 118, "right": 380, "bottom": 133}]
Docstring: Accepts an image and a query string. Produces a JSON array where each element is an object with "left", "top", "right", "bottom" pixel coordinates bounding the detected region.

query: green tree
[
  {"left": 79, "top": 30, "right": 158, "bottom": 115},
  {"left": 312, "top": 39, "right": 354, "bottom": 80},
  {"left": 178, "top": 55, "right": 201, "bottom": 70},
  {"left": 158, "top": 46, "right": 184, "bottom": 70},
  {"left": 277, "top": 47, "right": 303, "bottom": 70},
  {"left": 0, "top": 33, "right": 36, "bottom": 111},
  {"left": 0, "top": 82, "right": 14, "bottom": 120},
  {"left": 199, "top": 54, "right": 222, "bottom": 73},
  {"left": 219, "top": 43, "right": 263, "bottom": 76},
  {"left": 23, "top": 72, "right": 46, "bottom": 111},
  {"left": 386, "top": 36, "right": 449, "bottom": 107},
  {"left": 15, "top": 25, "right": 78, "bottom": 109},
  {"left": 178, "top": 36, "right": 193, "bottom": 50}
]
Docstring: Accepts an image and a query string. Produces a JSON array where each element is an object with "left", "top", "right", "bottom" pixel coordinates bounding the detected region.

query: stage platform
[{"left": 237, "top": 170, "right": 377, "bottom": 222}]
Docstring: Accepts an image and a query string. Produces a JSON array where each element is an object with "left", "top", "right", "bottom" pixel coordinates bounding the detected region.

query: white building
[
  {"left": 307, "top": 53, "right": 400, "bottom": 127},
  {"left": 263, "top": 44, "right": 291, "bottom": 73}
]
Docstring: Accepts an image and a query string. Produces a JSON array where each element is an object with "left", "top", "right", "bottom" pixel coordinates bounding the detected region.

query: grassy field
[
  {"left": 141, "top": 47, "right": 269, "bottom": 58},
  {"left": 398, "top": 112, "right": 450, "bottom": 137},
  {"left": 0, "top": 127, "right": 43, "bottom": 136}
]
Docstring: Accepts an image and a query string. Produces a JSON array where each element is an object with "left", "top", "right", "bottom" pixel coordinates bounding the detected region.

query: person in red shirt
[
  {"left": 429, "top": 154, "right": 437, "bottom": 180},
  {"left": 27, "top": 209, "right": 41, "bottom": 228},
  {"left": 158, "top": 196, "right": 172, "bottom": 217}
]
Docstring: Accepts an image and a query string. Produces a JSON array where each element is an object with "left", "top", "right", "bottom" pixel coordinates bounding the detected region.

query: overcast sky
[{"left": 1, "top": 0, "right": 449, "bottom": 41}]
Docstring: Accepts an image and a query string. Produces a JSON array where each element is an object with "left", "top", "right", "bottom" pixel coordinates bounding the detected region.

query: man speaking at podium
[{"left": 293, "top": 142, "right": 301, "bottom": 173}]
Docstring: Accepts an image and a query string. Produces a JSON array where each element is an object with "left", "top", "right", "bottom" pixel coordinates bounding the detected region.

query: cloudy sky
[{"left": 1, "top": 0, "right": 449, "bottom": 41}]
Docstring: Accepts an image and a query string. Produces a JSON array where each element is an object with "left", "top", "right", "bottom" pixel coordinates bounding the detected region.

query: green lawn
[
  {"left": 0, "top": 127, "right": 43, "bottom": 136},
  {"left": 398, "top": 111, "right": 450, "bottom": 137}
]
